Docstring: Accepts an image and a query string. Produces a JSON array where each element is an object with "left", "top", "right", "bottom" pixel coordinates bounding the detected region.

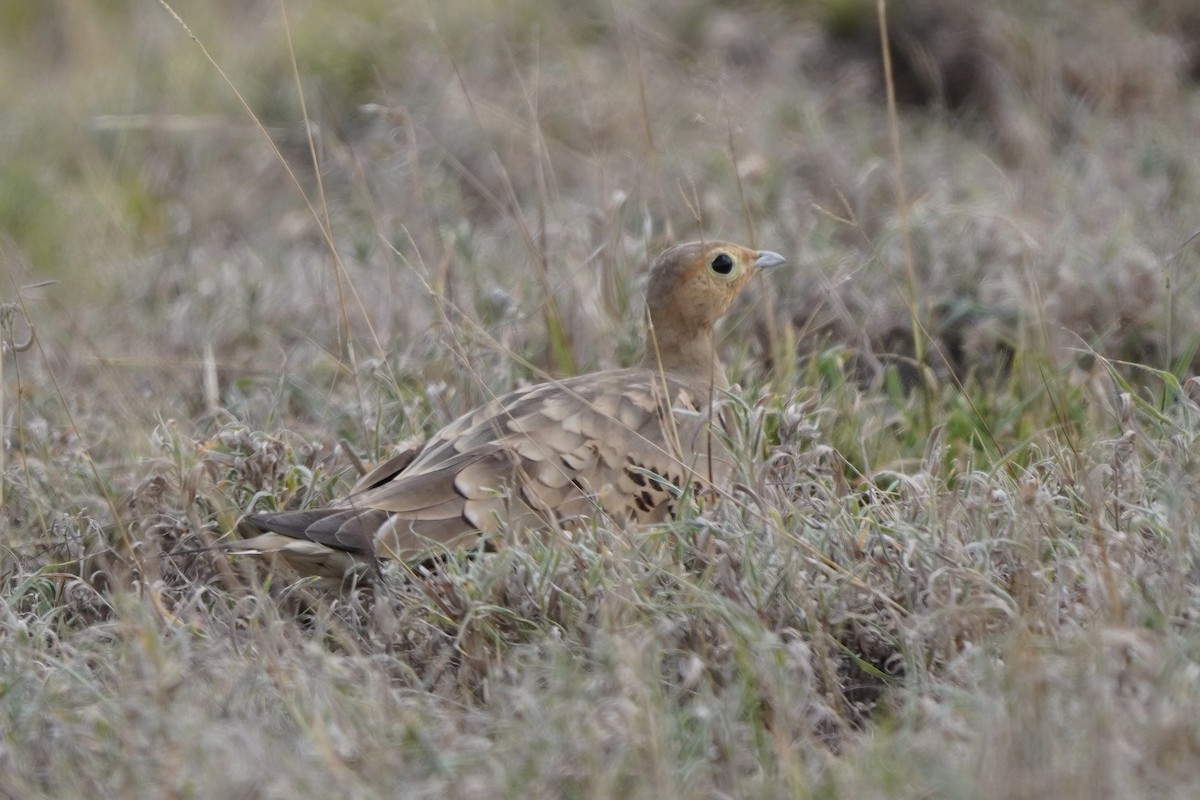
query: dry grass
[{"left": 4, "top": 0, "right": 1200, "bottom": 796}]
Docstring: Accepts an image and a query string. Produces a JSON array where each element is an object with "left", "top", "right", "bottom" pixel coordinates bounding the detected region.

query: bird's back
[{"left": 242, "top": 367, "right": 734, "bottom": 564}]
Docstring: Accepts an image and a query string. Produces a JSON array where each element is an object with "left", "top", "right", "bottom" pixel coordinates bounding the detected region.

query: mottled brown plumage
[{"left": 233, "top": 241, "right": 786, "bottom": 575}]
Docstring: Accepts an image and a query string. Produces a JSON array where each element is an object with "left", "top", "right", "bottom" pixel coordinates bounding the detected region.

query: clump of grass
[{"left": 9, "top": 343, "right": 1200, "bottom": 796}]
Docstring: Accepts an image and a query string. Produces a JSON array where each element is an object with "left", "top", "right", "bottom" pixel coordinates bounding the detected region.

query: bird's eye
[{"left": 710, "top": 252, "right": 734, "bottom": 275}]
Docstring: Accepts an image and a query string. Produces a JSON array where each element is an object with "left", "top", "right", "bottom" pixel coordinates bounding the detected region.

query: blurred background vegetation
[{"left": 5, "top": 0, "right": 1200, "bottom": 454}]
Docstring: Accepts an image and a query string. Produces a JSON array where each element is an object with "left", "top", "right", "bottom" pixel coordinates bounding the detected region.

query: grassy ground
[{"left": 4, "top": 0, "right": 1200, "bottom": 796}]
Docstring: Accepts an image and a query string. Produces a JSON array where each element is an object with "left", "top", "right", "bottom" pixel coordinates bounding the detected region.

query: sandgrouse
[{"left": 234, "top": 241, "right": 786, "bottom": 574}]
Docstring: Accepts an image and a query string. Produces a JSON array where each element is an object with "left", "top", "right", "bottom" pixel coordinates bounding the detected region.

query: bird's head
[
  {"left": 642, "top": 240, "right": 787, "bottom": 380},
  {"left": 646, "top": 240, "right": 785, "bottom": 332}
]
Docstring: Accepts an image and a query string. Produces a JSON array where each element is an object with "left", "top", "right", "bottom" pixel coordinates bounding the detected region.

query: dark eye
[{"left": 711, "top": 252, "right": 734, "bottom": 275}]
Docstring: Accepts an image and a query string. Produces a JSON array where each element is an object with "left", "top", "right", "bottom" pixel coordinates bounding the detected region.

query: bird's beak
[{"left": 754, "top": 250, "right": 787, "bottom": 270}]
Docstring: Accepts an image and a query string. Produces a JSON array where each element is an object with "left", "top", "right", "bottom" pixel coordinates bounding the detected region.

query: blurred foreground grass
[{"left": 4, "top": 0, "right": 1200, "bottom": 797}]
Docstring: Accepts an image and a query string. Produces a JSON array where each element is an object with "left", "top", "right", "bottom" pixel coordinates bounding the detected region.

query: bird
[{"left": 232, "top": 240, "right": 787, "bottom": 576}]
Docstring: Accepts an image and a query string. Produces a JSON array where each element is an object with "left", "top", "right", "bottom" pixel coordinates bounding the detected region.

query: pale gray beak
[{"left": 754, "top": 250, "right": 787, "bottom": 270}]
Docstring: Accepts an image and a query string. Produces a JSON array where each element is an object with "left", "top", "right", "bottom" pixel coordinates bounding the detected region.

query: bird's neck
[{"left": 640, "top": 324, "right": 729, "bottom": 389}]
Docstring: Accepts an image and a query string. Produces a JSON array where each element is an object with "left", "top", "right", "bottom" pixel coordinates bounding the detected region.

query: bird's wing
[
  {"left": 347, "top": 441, "right": 424, "bottom": 494},
  {"left": 251, "top": 369, "right": 732, "bottom": 562}
]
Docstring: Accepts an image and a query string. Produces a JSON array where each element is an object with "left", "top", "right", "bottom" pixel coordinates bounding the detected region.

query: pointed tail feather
[{"left": 229, "top": 514, "right": 371, "bottom": 579}]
